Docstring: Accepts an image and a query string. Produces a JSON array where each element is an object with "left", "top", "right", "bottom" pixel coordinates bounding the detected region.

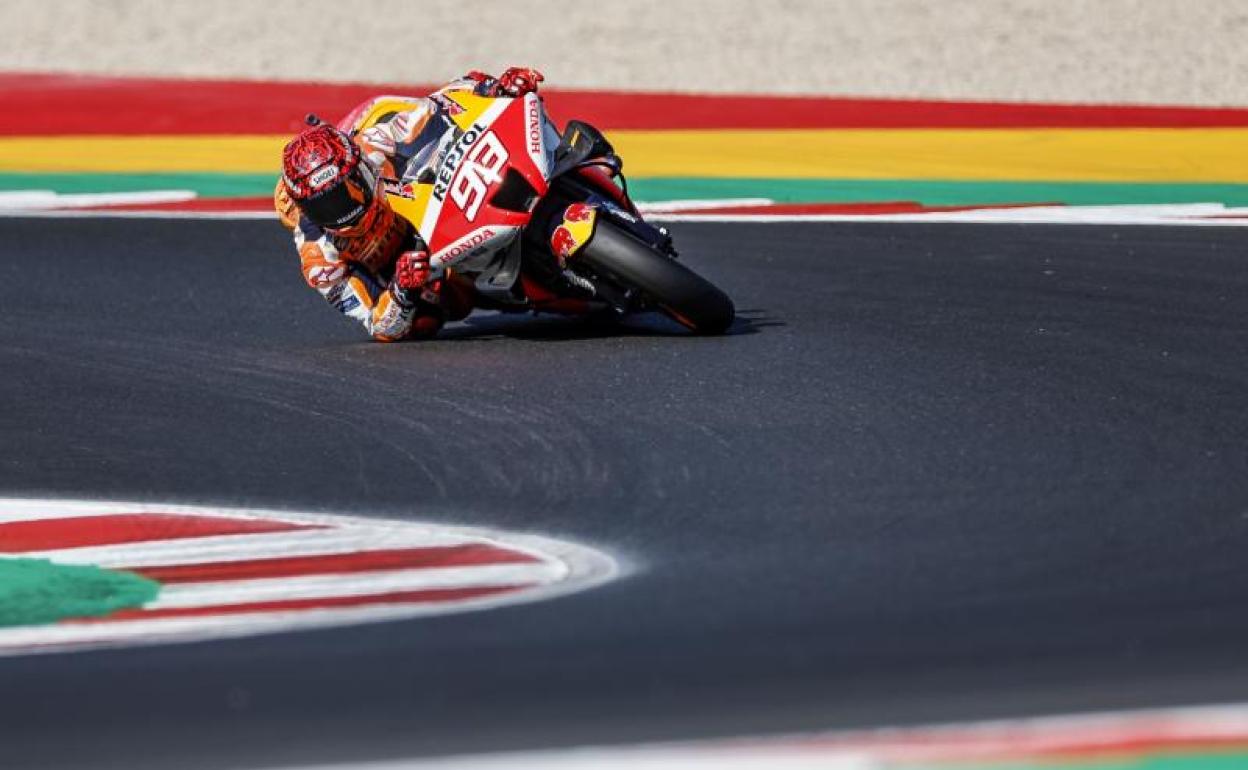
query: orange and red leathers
[
  {"left": 275, "top": 71, "right": 540, "bottom": 341},
  {"left": 275, "top": 76, "right": 491, "bottom": 341},
  {"left": 278, "top": 175, "right": 427, "bottom": 341}
]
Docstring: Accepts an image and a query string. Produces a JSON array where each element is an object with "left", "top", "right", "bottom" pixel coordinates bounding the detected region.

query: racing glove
[
  {"left": 392, "top": 250, "right": 441, "bottom": 307},
  {"left": 496, "top": 67, "right": 544, "bottom": 97},
  {"left": 463, "top": 70, "right": 503, "bottom": 97},
  {"left": 387, "top": 250, "right": 447, "bottom": 340}
]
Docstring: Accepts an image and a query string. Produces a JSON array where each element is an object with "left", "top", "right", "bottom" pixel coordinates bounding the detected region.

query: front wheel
[{"left": 576, "top": 222, "right": 735, "bottom": 335}]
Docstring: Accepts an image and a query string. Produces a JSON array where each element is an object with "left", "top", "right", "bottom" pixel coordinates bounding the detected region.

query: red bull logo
[
  {"left": 564, "top": 203, "right": 595, "bottom": 223},
  {"left": 550, "top": 203, "right": 599, "bottom": 263}
]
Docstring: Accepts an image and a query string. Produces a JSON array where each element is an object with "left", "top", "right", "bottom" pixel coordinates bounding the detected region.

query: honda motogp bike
[{"left": 362, "top": 91, "right": 735, "bottom": 334}]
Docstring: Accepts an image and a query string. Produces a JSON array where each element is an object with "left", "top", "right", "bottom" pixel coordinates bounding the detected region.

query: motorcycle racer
[{"left": 274, "top": 67, "right": 545, "bottom": 341}]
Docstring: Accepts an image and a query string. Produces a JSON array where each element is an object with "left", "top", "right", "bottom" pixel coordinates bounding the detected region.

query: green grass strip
[{"left": 0, "top": 558, "right": 159, "bottom": 627}]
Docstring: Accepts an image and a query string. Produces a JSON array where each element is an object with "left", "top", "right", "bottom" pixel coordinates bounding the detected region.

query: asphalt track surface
[{"left": 3, "top": 218, "right": 1248, "bottom": 769}]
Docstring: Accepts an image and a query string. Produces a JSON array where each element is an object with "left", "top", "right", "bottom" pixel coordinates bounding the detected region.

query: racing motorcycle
[{"left": 359, "top": 91, "right": 735, "bottom": 334}]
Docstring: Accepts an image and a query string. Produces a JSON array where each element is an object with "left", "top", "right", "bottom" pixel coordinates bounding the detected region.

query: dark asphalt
[{"left": 2, "top": 218, "right": 1248, "bottom": 769}]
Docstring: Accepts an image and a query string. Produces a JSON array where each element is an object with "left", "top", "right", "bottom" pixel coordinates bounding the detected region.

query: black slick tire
[{"left": 577, "top": 221, "right": 735, "bottom": 334}]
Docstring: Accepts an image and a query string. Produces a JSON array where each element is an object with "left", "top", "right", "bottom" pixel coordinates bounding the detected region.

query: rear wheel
[{"left": 577, "top": 221, "right": 735, "bottom": 335}]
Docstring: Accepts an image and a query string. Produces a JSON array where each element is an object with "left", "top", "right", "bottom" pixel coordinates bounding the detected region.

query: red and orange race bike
[{"left": 365, "top": 91, "right": 735, "bottom": 334}]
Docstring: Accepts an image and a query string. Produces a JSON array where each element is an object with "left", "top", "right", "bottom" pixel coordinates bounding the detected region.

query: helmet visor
[{"left": 299, "top": 167, "right": 375, "bottom": 229}]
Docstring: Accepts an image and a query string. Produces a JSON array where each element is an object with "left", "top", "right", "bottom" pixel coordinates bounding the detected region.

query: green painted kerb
[{"left": 0, "top": 558, "right": 159, "bottom": 627}]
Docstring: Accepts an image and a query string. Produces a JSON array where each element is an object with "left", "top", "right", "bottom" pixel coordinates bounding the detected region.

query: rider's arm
[
  {"left": 351, "top": 79, "right": 477, "bottom": 174},
  {"left": 353, "top": 77, "right": 493, "bottom": 171},
  {"left": 355, "top": 69, "right": 544, "bottom": 172},
  {"left": 320, "top": 267, "right": 441, "bottom": 342},
  {"left": 291, "top": 220, "right": 442, "bottom": 342},
  {"left": 355, "top": 104, "right": 437, "bottom": 174}
]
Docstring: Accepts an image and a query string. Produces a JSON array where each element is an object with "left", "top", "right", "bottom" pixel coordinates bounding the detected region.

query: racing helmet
[{"left": 281, "top": 124, "right": 381, "bottom": 231}]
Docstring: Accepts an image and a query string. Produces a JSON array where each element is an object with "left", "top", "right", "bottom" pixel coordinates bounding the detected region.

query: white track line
[
  {"left": 0, "top": 502, "right": 144, "bottom": 523},
  {"left": 18, "top": 528, "right": 482, "bottom": 568},
  {"left": 259, "top": 701, "right": 1248, "bottom": 770},
  {"left": 150, "top": 563, "right": 566, "bottom": 609},
  {"left": 399, "top": 749, "right": 873, "bottom": 770},
  {"left": 0, "top": 189, "right": 197, "bottom": 209},
  {"left": 636, "top": 198, "right": 774, "bottom": 212},
  {"left": 261, "top": 747, "right": 873, "bottom": 769}
]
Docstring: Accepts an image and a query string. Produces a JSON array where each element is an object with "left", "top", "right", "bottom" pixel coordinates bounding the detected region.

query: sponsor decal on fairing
[
  {"left": 449, "top": 132, "right": 509, "bottom": 222},
  {"left": 524, "top": 92, "right": 547, "bottom": 177},
  {"left": 417, "top": 98, "right": 513, "bottom": 244},
  {"left": 551, "top": 203, "right": 599, "bottom": 261},
  {"left": 431, "top": 225, "right": 516, "bottom": 268},
  {"left": 432, "top": 122, "right": 488, "bottom": 202}
]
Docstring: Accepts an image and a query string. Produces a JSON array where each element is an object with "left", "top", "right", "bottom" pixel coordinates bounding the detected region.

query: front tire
[{"left": 577, "top": 222, "right": 735, "bottom": 334}]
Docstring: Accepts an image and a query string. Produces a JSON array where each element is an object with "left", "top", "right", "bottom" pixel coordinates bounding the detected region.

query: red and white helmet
[{"left": 281, "top": 124, "right": 381, "bottom": 231}]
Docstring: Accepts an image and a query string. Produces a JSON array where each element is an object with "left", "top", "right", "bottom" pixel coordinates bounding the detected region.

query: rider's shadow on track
[{"left": 436, "top": 308, "right": 782, "bottom": 342}]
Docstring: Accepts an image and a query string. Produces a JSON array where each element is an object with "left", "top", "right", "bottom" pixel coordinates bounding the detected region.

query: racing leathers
[{"left": 275, "top": 69, "right": 540, "bottom": 341}]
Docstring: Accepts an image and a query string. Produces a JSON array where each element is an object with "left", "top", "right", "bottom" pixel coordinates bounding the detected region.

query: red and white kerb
[{"left": 0, "top": 498, "right": 618, "bottom": 655}]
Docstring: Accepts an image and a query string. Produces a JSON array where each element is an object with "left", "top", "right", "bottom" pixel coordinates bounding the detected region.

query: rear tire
[{"left": 577, "top": 222, "right": 735, "bottom": 334}]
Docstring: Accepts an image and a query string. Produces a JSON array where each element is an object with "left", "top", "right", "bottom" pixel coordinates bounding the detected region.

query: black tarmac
[{"left": 2, "top": 218, "right": 1248, "bottom": 769}]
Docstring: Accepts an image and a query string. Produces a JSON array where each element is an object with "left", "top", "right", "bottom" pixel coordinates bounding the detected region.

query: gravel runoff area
[{"left": 2, "top": 0, "right": 1245, "bottom": 105}]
